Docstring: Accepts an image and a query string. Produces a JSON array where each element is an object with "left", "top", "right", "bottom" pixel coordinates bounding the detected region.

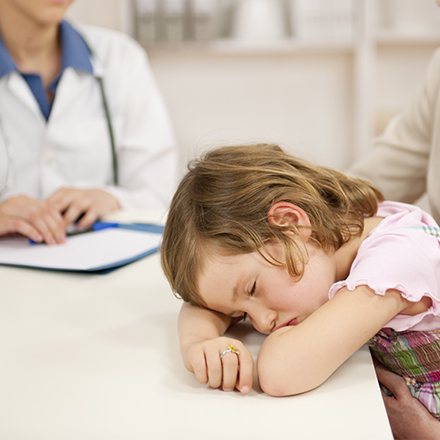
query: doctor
[{"left": 0, "top": 0, "right": 177, "bottom": 244}]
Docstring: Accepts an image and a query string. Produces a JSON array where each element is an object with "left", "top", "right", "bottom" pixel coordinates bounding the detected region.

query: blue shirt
[{"left": 0, "top": 21, "right": 93, "bottom": 120}]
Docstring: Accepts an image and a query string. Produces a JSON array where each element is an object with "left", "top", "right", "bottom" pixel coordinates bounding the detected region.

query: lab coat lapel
[
  {"left": 49, "top": 68, "right": 86, "bottom": 120},
  {"left": 7, "top": 74, "right": 43, "bottom": 121}
]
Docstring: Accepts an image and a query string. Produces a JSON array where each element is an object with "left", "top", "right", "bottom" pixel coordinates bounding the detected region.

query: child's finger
[
  {"left": 221, "top": 353, "right": 239, "bottom": 391},
  {"left": 205, "top": 347, "right": 223, "bottom": 389},
  {"left": 191, "top": 352, "right": 208, "bottom": 385},
  {"left": 237, "top": 349, "right": 253, "bottom": 393}
]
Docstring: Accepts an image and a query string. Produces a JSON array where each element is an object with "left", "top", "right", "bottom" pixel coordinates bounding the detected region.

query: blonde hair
[{"left": 161, "top": 144, "right": 383, "bottom": 306}]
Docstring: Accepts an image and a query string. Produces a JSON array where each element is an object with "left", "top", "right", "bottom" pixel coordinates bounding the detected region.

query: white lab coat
[{"left": 0, "top": 24, "right": 177, "bottom": 211}]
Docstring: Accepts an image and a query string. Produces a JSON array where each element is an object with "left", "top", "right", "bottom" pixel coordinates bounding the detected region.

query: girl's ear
[{"left": 267, "top": 202, "right": 312, "bottom": 240}]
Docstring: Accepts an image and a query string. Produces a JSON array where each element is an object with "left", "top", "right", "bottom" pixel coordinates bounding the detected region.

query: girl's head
[{"left": 161, "top": 144, "right": 383, "bottom": 311}]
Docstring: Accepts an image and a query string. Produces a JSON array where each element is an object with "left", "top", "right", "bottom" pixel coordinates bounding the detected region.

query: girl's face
[{"left": 197, "top": 241, "right": 337, "bottom": 335}]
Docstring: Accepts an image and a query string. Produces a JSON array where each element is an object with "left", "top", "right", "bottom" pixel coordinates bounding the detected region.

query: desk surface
[{"left": 0, "top": 253, "right": 393, "bottom": 440}]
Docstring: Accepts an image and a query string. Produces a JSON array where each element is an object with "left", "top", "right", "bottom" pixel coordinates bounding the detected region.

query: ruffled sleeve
[{"left": 328, "top": 225, "right": 440, "bottom": 331}]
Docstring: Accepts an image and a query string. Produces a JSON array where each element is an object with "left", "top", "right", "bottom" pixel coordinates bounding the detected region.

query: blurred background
[{"left": 67, "top": 0, "right": 440, "bottom": 175}]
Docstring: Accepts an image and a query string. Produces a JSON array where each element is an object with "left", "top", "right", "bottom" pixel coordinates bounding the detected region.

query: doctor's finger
[
  {"left": 30, "top": 216, "right": 58, "bottom": 245},
  {"left": 47, "top": 189, "right": 78, "bottom": 215},
  {"left": 47, "top": 187, "right": 72, "bottom": 203},
  {"left": 0, "top": 216, "right": 42, "bottom": 242},
  {"left": 44, "top": 207, "right": 67, "bottom": 242},
  {"left": 31, "top": 211, "right": 65, "bottom": 244},
  {"left": 75, "top": 208, "right": 99, "bottom": 229},
  {"left": 61, "top": 201, "right": 90, "bottom": 227}
]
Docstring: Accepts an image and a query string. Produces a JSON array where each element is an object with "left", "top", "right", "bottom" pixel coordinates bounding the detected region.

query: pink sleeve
[{"left": 328, "top": 229, "right": 440, "bottom": 331}]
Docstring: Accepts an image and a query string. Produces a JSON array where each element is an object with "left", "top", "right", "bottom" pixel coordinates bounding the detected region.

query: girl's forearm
[
  {"left": 178, "top": 302, "right": 232, "bottom": 352},
  {"left": 257, "top": 286, "right": 407, "bottom": 396}
]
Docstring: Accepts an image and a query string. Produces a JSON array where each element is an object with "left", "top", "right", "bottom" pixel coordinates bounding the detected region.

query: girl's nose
[{"left": 249, "top": 306, "right": 277, "bottom": 334}]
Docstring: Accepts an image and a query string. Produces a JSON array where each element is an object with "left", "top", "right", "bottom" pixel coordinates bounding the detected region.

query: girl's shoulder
[
  {"left": 375, "top": 200, "right": 437, "bottom": 225},
  {"left": 370, "top": 200, "right": 439, "bottom": 241},
  {"left": 328, "top": 200, "right": 440, "bottom": 331}
]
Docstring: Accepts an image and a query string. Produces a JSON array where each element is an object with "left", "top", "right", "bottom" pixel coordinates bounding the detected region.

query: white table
[{"left": 0, "top": 253, "right": 393, "bottom": 440}]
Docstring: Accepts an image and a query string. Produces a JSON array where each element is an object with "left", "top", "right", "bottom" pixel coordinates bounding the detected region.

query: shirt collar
[
  {"left": 59, "top": 20, "right": 93, "bottom": 74},
  {"left": 0, "top": 20, "right": 93, "bottom": 78}
]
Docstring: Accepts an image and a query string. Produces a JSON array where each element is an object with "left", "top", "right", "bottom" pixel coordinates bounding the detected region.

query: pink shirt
[{"left": 328, "top": 201, "right": 440, "bottom": 331}]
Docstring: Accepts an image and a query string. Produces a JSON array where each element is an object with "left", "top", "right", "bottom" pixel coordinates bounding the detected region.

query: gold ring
[{"left": 220, "top": 344, "right": 240, "bottom": 359}]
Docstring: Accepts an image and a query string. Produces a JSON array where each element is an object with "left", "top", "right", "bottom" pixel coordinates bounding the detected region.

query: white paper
[{"left": 0, "top": 228, "right": 161, "bottom": 272}]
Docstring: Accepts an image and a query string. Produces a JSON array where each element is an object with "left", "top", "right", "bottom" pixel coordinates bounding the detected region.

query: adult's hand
[
  {"left": 375, "top": 365, "right": 440, "bottom": 440},
  {"left": 47, "top": 188, "right": 120, "bottom": 229},
  {"left": 0, "top": 211, "right": 43, "bottom": 242},
  {"left": 0, "top": 195, "right": 65, "bottom": 244}
]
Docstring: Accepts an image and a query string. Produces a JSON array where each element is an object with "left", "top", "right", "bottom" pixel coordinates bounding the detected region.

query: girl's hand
[
  {"left": 0, "top": 195, "right": 65, "bottom": 244},
  {"left": 182, "top": 336, "right": 253, "bottom": 393},
  {"left": 47, "top": 188, "right": 120, "bottom": 229}
]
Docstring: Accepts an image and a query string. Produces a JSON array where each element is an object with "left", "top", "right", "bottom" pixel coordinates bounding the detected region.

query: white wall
[
  {"left": 148, "top": 48, "right": 354, "bottom": 174},
  {"left": 66, "top": 0, "right": 438, "bottom": 177},
  {"left": 67, "top": 0, "right": 130, "bottom": 32},
  {"left": 375, "top": 46, "right": 435, "bottom": 131}
]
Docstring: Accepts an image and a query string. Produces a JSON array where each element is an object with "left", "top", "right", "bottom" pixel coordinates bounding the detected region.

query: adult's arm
[{"left": 350, "top": 49, "right": 440, "bottom": 203}]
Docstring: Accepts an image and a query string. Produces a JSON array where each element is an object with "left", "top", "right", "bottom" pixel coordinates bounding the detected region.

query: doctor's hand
[
  {"left": 0, "top": 196, "right": 66, "bottom": 244},
  {"left": 47, "top": 188, "right": 120, "bottom": 229},
  {"left": 182, "top": 336, "right": 253, "bottom": 394},
  {"left": 375, "top": 364, "right": 440, "bottom": 440},
  {"left": 0, "top": 211, "right": 43, "bottom": 242}
]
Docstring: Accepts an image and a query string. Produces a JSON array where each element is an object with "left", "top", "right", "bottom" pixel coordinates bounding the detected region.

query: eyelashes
[
  {"left": 249, "top": 281, "right": 256, "bottom": 296},
  {"left": 242, "top": 281, "right": 256, "bottom": 321},
  {"left": 233, "top": 280, "right": 257, "bottom": 322}
]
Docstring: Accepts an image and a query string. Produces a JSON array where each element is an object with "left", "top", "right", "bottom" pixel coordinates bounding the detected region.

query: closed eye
[
  {"left": 234, "top": 281, "right": 256, "bottom": 323},
  {"left": 249, "top": 281, "right": 256, "bottom": 296}
]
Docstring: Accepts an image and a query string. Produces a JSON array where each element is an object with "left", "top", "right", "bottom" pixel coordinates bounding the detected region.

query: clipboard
[{"left": 0, "top": 222, "right": 163, "bottom": 273}]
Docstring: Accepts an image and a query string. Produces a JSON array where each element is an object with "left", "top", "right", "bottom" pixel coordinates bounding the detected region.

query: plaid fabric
[
  {"left": 411, "top": 225, "right": 440, "bottom": 238},
  {"left": 369, "top": 328, "right": 440, "bottom": 419}
]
